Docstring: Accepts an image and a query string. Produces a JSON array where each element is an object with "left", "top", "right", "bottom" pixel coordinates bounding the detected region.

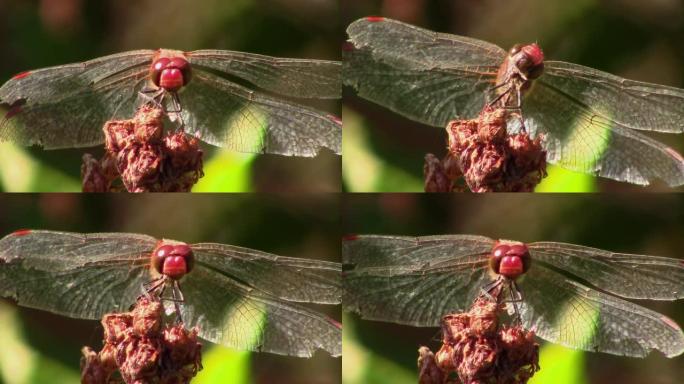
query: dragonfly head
[
  {"left": 489, "top": 240, "right": 531, "bottom": 280},
  {"left": 509, "top": 43, "right": 545, "bottom": 80},
  {"left": 149, "top": 56, "right": 192, "bottom": 92},
  {"left": 151, "top": 242, "right": 195, "bottom": 280}
]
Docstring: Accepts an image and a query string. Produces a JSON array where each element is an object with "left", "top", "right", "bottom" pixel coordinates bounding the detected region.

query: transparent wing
[
  {"left": 523, "top": 81, "right": 684, "bottom": 186},
  {"left": 187, "top": 50, "right": 341, "bottom": 99},
  {"left": 529, "top": 242, "right": 684, "bottom": 300},
  {"left": 343, "top": 235, "right": 493, "bottom": 326},
  {"left": 544, "top": 61, "right": 684, "bottom": 134},
  {"left": 0, "top": 230, "right": 157, "bottom": 318},
  {"left": 344, "top": 46, "right": 495, "bottom": 127},
  {"left": 179, "top": 70, "right": 341, "bottom": 156},
  {"left": 180, "top": 265, "right": 342, "bottom": 357},
  {"left": 346, "top": 17, "right": 507, "bottom": 70},
  {"left": 192, "top": 243, "right": 341, "bottom": 304},
  {"left": 0, "top": 50, "right": 153, "bottom": 149},
  {"left": 343, "top": 234, "right": 495, "bottom": 267},
  {"left": 344, "top": 17, "right": 504, "bottom": 126},
  {"left": 517, "top": 266, "right": 684, "bottom": 357}
]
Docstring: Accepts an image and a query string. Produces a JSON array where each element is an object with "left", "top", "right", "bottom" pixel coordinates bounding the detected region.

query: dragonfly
[
  {"left": 343, "top": 17, "right": 684, "bottom": 186},
  {"left": 342, "top": 234, "right": 684, "bottom": 358},
  {"left": 0, "top": 49, "right": 341, "bottom": 157},
  {"left": 0, "top": 230, "right": 342, "bottom": 358}
]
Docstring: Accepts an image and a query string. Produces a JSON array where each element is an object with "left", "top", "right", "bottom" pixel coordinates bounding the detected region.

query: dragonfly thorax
[
  {"left": 489, "top": 240, "right": 531, "bottom": 280},
  {"left": 493, "top": 44, "right": 545, "bottom": 106},
  {"left": 151, "top": 242, "right": 195, "bottom": 280}
]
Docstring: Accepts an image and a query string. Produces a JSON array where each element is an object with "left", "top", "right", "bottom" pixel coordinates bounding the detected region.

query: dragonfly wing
[
  {"left": 188, "top": 50, "right": 341, "bottom": 99},
  {"left": 345, "top": 17, "right": 506, "bottom": 127},
  {"left": 346, "top": 17, "right": 507, "bottom": 69},
  {"left": 516, "top": 265, "right": 684, "bottom": 358},
  {"left": 343, "top": 235, "right": 493, "bottom": 326},
  {"left": 544, "top": 61, "right": 684, "bottom": 134},
  {"left": 179, "top": 70, "right": 341, "bottom": 156},
  {"left": 529, "top": 242, "right": 684, "bottom": 300},
  {"left": 343, "top": 234, "right": 494, "bottom": 266},
  {"left": 180, "top": 264, "right": 341, "bottom": 357},
  {"left": 0, "top": 230, "right": 157, "bottom": 319},
  {"left": 523, "top": 81, "right": 684, "bottom": 186},
  {"left": 193, "top": 243, "right": 341, "bottom": 304},
  {"left": 0, "top": 50, "right": 153, "bottom": 149},
  {"left": 344, "top": 46, "right": 496, "bottom": 127}
]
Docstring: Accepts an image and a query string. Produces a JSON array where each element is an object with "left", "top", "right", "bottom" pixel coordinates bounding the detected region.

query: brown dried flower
[
  {"left": 81, "top": 296, "right": 202, "bottom": 384},
  {"left": 418, "top": 293, "right": 539, "bottom": 384},
  {"left": 424, "top": 106, "right": 547, "bottom": 192},
  {"left": 81, "top": 104, "right": 204, "bottom": 192}
]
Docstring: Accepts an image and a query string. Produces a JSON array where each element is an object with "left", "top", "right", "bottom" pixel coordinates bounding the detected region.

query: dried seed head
[
  {"left": 117, "top": 336, "right": 162, "bottom": 383},
  {"left": 81, "top": 153, "right": 119, "bottom": 192},
  {"left": 82, "top": 104, "right": 204, "bottom": 192},
  {"left": 102, "top": 312, "right": 133, "bottom": 345},
  {"left": 131, "top": 296, "right": 163, "bottom": 337},
  {"left": 418, "top": 294, "right": 539, "bottom": 384},
  {"left": 426, "top": 106, "right": 547, "bottom": 192},
  {"left": 81, "top": 296, "right": 202, "bottom": 384},
  {"left": 80, "top": 346, "right": 116, "bottom": 384},
  {"left": 424, "top": 153, "right": 454, "bottom": 192},
  {"left": 418, "top": 346, "right": 445, "bottom": 384}
]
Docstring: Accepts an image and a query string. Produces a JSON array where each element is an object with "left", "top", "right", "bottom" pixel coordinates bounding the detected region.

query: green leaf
[
  {"left": 342, "top": 109, "right": 423, "bottom": 192},
  {"left": 0, "top": 143, "right": 80, "bottom": 192},
  {"left": 194, "top": 346, "right": 251, "bottom": 384},
  {"left": 193, "top": 149, "right": 256, "bottom": 192},
  {"left": 342, "top": 315, "right": 416, "bottom": 384},
  {"left": 0, "top": 302, "right": 80, "bottom": 384}
]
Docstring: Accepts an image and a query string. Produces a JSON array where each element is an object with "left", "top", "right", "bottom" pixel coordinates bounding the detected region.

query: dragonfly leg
[
  {"left": 485, "top": 82, "right": 509, "bottom": 104},
  {"left": 508, "top": 280, "right": 523, "bottom": 325},
  {"left": 168, "top": 92, "right": 186, "bottom": 132},
  {"left": 512, "top": 87, "right": 527, "bottom": 133},
  {"left": 487, "top": 86, "right": 512, "bottom": 109},
  {"left": 171, "top": 280, "right": 185, "bottom": 324},
  {"left": 141, "top": 277, "right": 165, "bottom": 300},
  {"left": 480, "top": 277, "right": 504, "bottom": 302},
  {"left": 138, "top": 87, "right": 166, "bottom": 108}
]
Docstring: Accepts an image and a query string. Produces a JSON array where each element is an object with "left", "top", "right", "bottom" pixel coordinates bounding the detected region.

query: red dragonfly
[
  {"left": 344, "top": 17, "right": 684, "bottom": 186},
  {"left": 343, "top": 234, "right": 684, "bottom": 358},
  {"left": 0, "top": 49, "right": 341, "bottom": 157},
  {"left": 0, "top": 230, "right": 342, "bottom": 358}
]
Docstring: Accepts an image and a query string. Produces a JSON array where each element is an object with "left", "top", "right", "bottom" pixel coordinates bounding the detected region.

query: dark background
[
  {"left": 341, "top": 0, "right": 684, "bottom": 192},
  {"left": 342, "top": 193, "right": 684, "bottom": 384},
  {"left": 0, "top": 194, "right": 341, "bottom": 384},
  {"left": 0, "top": 0, "right": 342, "bottom": 192}
]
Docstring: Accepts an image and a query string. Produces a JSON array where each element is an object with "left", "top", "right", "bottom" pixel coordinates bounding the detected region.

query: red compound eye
[
  {"left": 149, "top": 57, "right": 171, "bottom": 86},
  {"left": 489, "top": 241, "right": 531, "bottom": 279},
  {"left": 499, "top": 255, "right": 524, "bottom": 279},
  {"left": 149, "top": 57, "right": 191, "bottom": 90},
  {"left": 159, "top": 68, "right": 184, "bottom": 91},
  {"left": 151, "top": 243, "right": 194, "bottom": 280}
]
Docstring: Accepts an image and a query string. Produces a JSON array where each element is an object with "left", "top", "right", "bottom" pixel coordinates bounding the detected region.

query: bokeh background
[
  {"left": 341, "top": 0, "right": 684, "bottom": 192},
  {"left": 0, "top": 0, "right": 341, "bottom": 192},
  {"left": 0, "top": 194, "right": 341, "bottom": 384},
  {"left": 342, "top": 193, "right": 684, "bottom": 384}
]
